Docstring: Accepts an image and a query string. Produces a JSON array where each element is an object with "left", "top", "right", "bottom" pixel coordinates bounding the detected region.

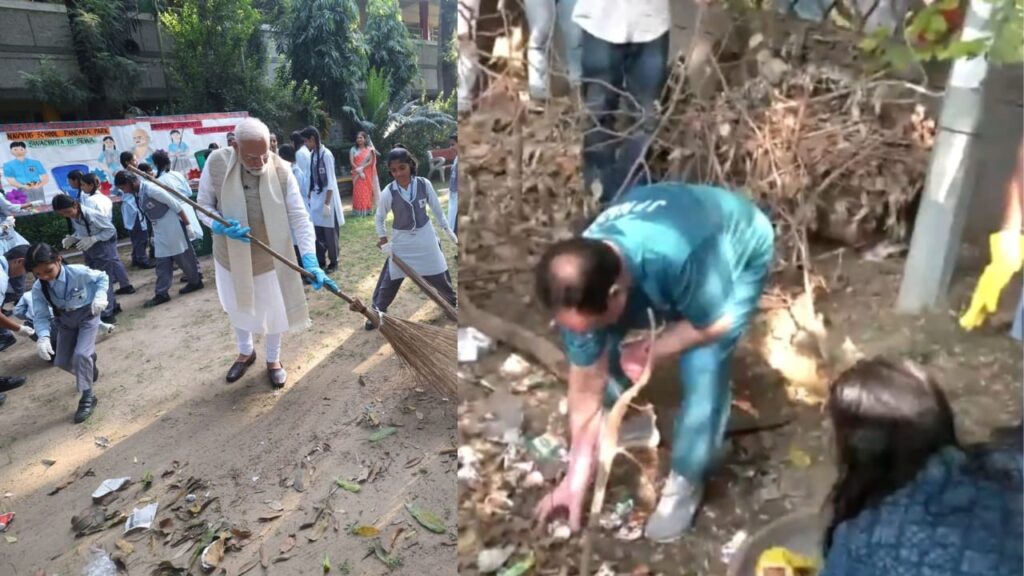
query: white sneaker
[{"left": 644, "top": 472, "right": 704, "bottom": 543}]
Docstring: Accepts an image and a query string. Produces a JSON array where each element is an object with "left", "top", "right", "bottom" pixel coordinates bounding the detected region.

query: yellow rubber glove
[
  {"left": 756, "top": 546, "right": 819, "bottom": 576},
  {"left": 960, "top": 230, "right": 1024, "bottom": 330}
]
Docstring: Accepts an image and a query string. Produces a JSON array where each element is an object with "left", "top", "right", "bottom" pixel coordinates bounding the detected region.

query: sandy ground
[{"left": 0, "top": 196, "right": 459, "bottom": 575}]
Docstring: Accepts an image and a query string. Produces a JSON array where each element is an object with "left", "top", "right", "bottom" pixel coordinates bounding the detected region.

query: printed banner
[{"left": 0, "top": 111, "right": 248, "bottom": 208}]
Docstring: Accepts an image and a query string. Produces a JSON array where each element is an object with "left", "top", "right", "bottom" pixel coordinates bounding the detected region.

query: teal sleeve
[
  {"left": 675, "top": 235, "right": 734, "bottom": 330},
  {"left": 559, "top": 327, "right": 608, "bottom": 367}
]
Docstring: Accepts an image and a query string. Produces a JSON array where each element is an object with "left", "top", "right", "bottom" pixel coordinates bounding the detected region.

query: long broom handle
[
  {"left": 126, "top": 166, "right": 380, "bottom": 324},
  {"left": 389, "top": 253, "right": 458, "bottom": 322}
]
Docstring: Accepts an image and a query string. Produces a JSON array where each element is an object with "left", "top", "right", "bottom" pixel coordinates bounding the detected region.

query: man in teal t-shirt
[{"left": 533, "top": 182, "right": 774, "bottom": 542}]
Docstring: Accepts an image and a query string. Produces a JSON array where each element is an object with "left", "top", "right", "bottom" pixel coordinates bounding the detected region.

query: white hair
[{"left": 234, "top": 117, "right": 271, "bottom": 144}]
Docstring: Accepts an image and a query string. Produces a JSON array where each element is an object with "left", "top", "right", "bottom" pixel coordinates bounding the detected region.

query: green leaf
[
  {"left": 497, "top": 552, "right": 535, "bottom": 576},
  {"left": 370, "top": 541, "right": 403, "bottom": 569},
  {"left": 335, "top": 478, "right": 361, "bottom": 493},
  {"left": 368, "top": 427, "right": 398, "bottom": 442},
  {"left": 404, "top": 503, "right": 446, "bottom": 533},
  {"left": 323, "top": 553, "right": 331, "bottom": 573}
]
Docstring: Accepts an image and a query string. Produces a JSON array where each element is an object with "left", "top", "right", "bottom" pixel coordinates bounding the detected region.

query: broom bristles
[{"left": 379, "top": 314, "right": 457, "bottom": 398}]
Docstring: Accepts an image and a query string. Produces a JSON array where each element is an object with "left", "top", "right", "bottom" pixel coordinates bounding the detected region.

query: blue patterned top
[{"left": 822, "top": 447, "right": 1023, "bottom": 576}]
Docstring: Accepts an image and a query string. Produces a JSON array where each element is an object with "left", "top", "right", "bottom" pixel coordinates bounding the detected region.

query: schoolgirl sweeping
[
  {"left": 27, "top": 243, "right": 106, "bottom": 423},
  {"left": 368, "top": 147, "right": 458, "bottom": 331}
]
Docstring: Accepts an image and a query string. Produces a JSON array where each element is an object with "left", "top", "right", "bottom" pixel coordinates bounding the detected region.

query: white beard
[{"left": 244, "top": 164, "right": 269, "bottom": 177}]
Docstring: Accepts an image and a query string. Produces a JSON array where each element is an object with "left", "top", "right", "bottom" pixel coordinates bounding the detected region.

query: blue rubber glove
[
  {"left": 211, "top": 218, "right": 251, "bottom": 243},
  {"left": 301, "top": 253, "right": 338, "bottom": 292}
]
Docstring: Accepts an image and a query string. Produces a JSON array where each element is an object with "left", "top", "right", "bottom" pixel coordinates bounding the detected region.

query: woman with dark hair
[
  {"left": 349, "top": 131, "right": 379, "bottom": 217},
  {"left": 821, "top": 358, "right": 1023, "bottom": 576},
  {"left": 78, "top": 173, "right": 112, "bottom": 217},
  {"left": 300, "top": 126, "right": 343, "bottom": 273},
  {"left": 290, "top": 130, "right": 310, "bottom": 179},
  {"left": 52, "top": 193, "right": 129, "bottom": 322},
  {"left": 368, "top": 147, "right": 458, "bottom": 330},
  {"left": 153, "top": 150, "right": 205, "bottom": 283}
]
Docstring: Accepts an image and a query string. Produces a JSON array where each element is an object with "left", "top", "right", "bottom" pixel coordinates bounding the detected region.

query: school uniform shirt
[
  {"left": 138, "top": 180, "right": 190, "bottom": 258},
  {"left": 13, "top": 291, "right": 46, "bottom": 323},
  {"left": 448, "top": 156, "right": 459, "bottom": 231},
  {"left": 157, "top": 171, "right": 205, "bottom": 241},
  {"left": 305, "top": 146, "right": 344, "bottom": 228},
  {"left": 30, "top": 264, "right": 109, "bottom": 339},
  {"left": 116, "top": 187, "right": 147, "bottom": 231},
  {"left": 80, "top": 192, "right": 113, "bottom": 218},
  {"left": 296, "top": 146, "right": 312, "bottom": 178},
  {"left": 0, "top": 194, "right": 28, "bottom": 253},
  {"left": 0, "top": 254, "right": 8, "bottom": 298},
  {"left": 289, "top": 162, "right": 311, "bottom": 246},
  {"left": 70, "top": 203, "right": 118, "bottom": 244},
  {"left": 571, "top": 0, "right": 670, "bottom": 44},
  {"left": 375, "top": 177, "right": 453, "bottom": 279},
  {"left": 559, "top": 183, "right": 775, "bottom": 367}
]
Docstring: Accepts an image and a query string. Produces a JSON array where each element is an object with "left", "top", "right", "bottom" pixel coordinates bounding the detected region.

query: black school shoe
[
  {"left": 92, "top": 353, "right": 99, "bottom": 383},
  {"left": 115, "top": 285, "right": 136, "bottom": 295},
  {"left": 0, "top": 332, "right": 15, "bottom": 353},
  {"left": 180, "top": 276, "right": 189, "bottom": 283},
  {"left": 0, "top": 376, "right": 26, "bottom": 393},
  {"left": 74, "top": 391, "right": 98, "bottom": 424},
  {"left": 100, "top": 313, "right": 117, "bottom": 324},
  {"left": 179, "top": 281, "right": 204, "bottom": 295},
  {"left": 144, "top": 294, "right": 172, "bottom": 308}
]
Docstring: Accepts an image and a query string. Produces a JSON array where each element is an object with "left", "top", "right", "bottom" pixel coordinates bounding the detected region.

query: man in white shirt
[{"left": 572, "top": 0, "right": 672, "bottom": 207}]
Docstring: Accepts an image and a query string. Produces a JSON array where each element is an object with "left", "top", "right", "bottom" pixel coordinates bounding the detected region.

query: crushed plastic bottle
[{"left": 83, "top": 546, "right": 117, "bottom": 576}]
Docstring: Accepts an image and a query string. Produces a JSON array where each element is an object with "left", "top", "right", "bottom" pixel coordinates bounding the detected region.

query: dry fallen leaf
[
  {"left": 200, "top": 538, "right": 225, "bottom": 570},
  {"left": 279, "top": 534, "right": 296, "bottom": 554},
  {"left": 350, "top": 525, "right": 380, "bottom": 537},
  {"left": 115, "top": 539, "right": 134, "bottom": 555}
]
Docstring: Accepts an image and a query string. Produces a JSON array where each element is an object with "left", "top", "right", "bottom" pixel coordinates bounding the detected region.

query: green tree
[
  {"left": 364, "top": 0, "right": 420, "bottom": 101},
  {"left": 63, "top": 0, "right": 144, "bottom": 117},
  {"left": 284, "top": 0, "right": 367, "bottom": 115},
  {"left": 20, "top": 58, "right": 90, "bottom": 112},
  {"left": 159, "top": 0, "right": 327, "bottom": 131}
]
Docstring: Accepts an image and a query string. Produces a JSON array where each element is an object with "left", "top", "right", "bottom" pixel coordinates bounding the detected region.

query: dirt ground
[
  {"left": 0, "top": 196, "right": 459, "bottom": 575},
  {"left": 455, "top": 93, "right": 1023, "bottom": 575}
]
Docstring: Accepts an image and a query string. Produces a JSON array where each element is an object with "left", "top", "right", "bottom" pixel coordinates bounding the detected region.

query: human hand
[
  {"left": 37, "top": 337, "right": 54, "bottom": 361},
  {"left": 0, "top": 216, "right": 14, "bottom": 232},
  {"left": 380, "top": 242, "right": 393, "bottom": 257},
  {"left": 300, "top": 253, "right": 338, "bottom": 291},
  {"left": 534, "top": 475, "right": 589, "bottom": 533},
  {"left": 322, "top": 203, "right": 331, "bottom": 219},
  {"left": 62, "top": 235, "right": 78, "bottom": 250},
  {"left": 17, "top": 324, "right": 34, "bottom": 338},
  {"left": 90, "top": 296, "right": 107, "bottom": 317},
  {"left": 377, "top": 236, "right": 389, "bottom": 248},
  {"left": 619, "top": 339, "right": 652, "bottom": 383},
  {"left": 76, "top": 236, "right": 98, "bottom": 252},
  {"left": 186, "top": 225, "right": 198, "bottom": 242},
  {"left": 211, "top": 219, "right": 251, "bottom": 243}
]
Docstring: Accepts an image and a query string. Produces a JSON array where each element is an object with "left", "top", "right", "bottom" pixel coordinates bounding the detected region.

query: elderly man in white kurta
[{"left": 197, "top": 117, "right": 336, "bottom": 389}]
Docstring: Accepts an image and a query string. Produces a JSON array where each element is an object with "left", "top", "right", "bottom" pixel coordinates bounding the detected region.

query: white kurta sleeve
[
  {"left": 196, "top": 164, "right": 221, "bottom": 228},
  {"left": 284, "top": 168, "right": 316, "bottom": 255},
  {"left": 375, "top": 186, "right": 392, "bottom": 238},
  {"left": 422, "top": 179, "right": 456, "bottom": 241}
]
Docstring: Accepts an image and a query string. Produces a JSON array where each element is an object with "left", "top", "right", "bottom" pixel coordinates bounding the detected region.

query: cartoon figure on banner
[
  {"left": 97, "top": 135, "right": 121, "bottom": 179},
  {"left": 3, "top": 141, "right": 49, "bottom": 204},
  {"left": 168, "top": 129, "right": 193, "bottom": 173},
  {"left": 132, "top": 128, "right": 154, "bottom": 166}
]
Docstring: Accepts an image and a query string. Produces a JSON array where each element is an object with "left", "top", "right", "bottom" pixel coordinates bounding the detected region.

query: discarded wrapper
[
  {"left": 458, "top": 327, "right": 492, "bottom": 363},
  {"left": 92, "top": 477, "right": 131, "bottom": 501},
  {"left": 123, "top": 502, "right": 158, "bottom": 534},
  {"left": 0, "top": 512, "right": 13, "bottom": 532},
  {"left": 527, "top": 433, "right": 567, "bottom": 462}
]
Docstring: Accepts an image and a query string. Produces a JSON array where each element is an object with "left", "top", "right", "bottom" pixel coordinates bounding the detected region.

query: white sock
[{"left": 234, "top": 327, "right": 255, "bottom": 356}]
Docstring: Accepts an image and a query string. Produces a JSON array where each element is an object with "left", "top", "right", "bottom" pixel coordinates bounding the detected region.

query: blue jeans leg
[
  {"left": 672, "top": 339, "right": 735, "bottom": 482},
  {"left": 581, "top": 31, "right": 625, "bottom": 205},
  {"left": 615, "top": 32, "right": 670, "bottom": 199}
]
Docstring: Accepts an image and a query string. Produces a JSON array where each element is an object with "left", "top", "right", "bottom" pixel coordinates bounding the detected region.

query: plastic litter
[
  {"left": 124, "top": 502, "right": 159, "bottom": 534},
  {"left": 92, "top": 477, "right": 131, "bottom": 501},
  {"left": 458, "top": 327, "right": 492, "bottom": 363},
  {"left": 82, "top": 546, "right": 117, "bottom": 576}
]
